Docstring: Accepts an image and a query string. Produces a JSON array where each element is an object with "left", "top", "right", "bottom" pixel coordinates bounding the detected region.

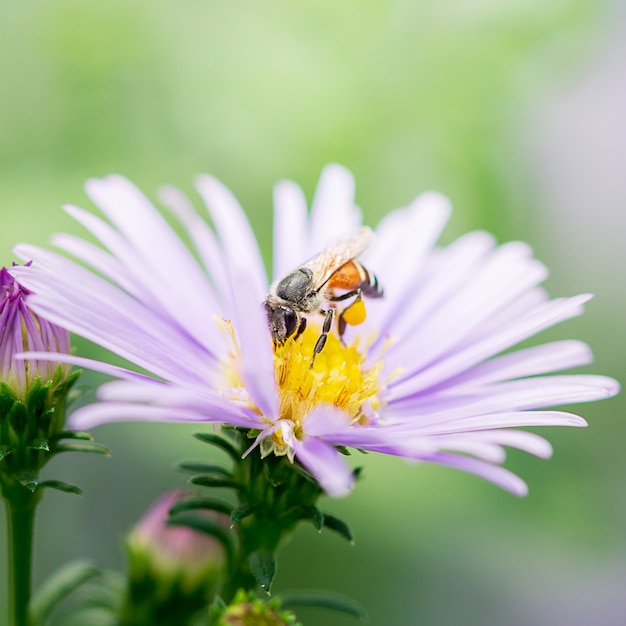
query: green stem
[{"left": 4, "top": 484, "right": 39, "bottom": 626}]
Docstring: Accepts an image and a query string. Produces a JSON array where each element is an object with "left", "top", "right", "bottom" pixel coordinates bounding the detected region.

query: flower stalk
[{"left": 3, "top": 480, "right": 40, "bottom": 626}]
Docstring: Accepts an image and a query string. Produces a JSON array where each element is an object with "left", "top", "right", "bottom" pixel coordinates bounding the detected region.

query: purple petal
[
  {"left": 388, "top": 375, "right": 618, "bottom": 422},
  {"left": 13, "top": 262, "right": 219, "bottom": 387},
  {"left": 365, "top": 192, "right": 451, "bottom": 323},
  {"left": 230, "top": 270, "right": 279, "bottom": 419},
  {"left": 302, "top": 405, "right": 353, "bottom": 437},
  {"left": 438, "top": 340, "right": 593, "bottom": 390},
  {"left": 386, "top": 294, "right": 593, "bottom": 398},
  {"left": 158, "top": 185, "right": 233, "bottom": 309},
  {"left": 385, "top": 410, "right": 588, "bottom": 435},
  {"left": 309, "top": 164, "right": 361, "bottom": 251},
  {"left": 195, "top": 175, "right": 268, "bottom": 303},
  {"left": 67, "top": 402, "right": 225, "bottom": 430},
  {"left": 272, "top": 180, "right": 310, "bottom": 279},
  {"left": 85, "top": 177, "right": 221, "bottom": 339},
  {"left": 424, "top": 452, "right": 529, "bottom": 496},
  {"left": 15, "top": 351, "right": 153, "bottom": 383},
  {"left": 292, "top": 435, "right": 355, "bottom": 497}
]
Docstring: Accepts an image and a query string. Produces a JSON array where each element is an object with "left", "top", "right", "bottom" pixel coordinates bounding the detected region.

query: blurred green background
[{"left": 1, "top": 0, "right": 625, "bottom": 624}]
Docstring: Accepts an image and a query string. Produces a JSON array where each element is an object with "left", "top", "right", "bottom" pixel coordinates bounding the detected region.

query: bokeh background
[{"left": 1, "top": 0, "right": 625, "bottom": 624}]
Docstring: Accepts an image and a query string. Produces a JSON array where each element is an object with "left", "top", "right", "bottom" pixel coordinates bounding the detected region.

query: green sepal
[
  {"left": 37, "top": 480, "right": 83, "bottom": 496},
  {"left": 29, "top": 559, "right": 100, "bottom": 626},
  {"left": 0, "top": 445, "right": 14, "bottom": 462},
  {"left": 336, "top": 445, "right": 351, "bottom": 456},
  {"left": 167, "top": 512, "right": 234, "bottom": 561},
  {"left": 52, "top": 431, "right": 94, "bottom": 442},
  {"left": 280, "top": 590, "right": 367, "bottom": 621},
  {"left": 300, "top": 505, "right": 324, "bottom": 531},
  {"left": 207, "top": 595, "right": 228, "bottom": 625},
  {"left": 190, "top": 475, "right": 242, "bottom": 491},
  {"left": 322, "top": 513, "right": 354, "bottom": 543},
  {"left": 17, "top": 471, "right": 38, "bottom": 492},
  {"left": 52, "top": 367, "right": 81, "bottom": 393},
  {"left": 169, "top": 495, "right": 234, "bottom": 517},
  {"left": 249, "top": 551, "right": 276, "bottom": 594},
  {"left": 194, "top": 432, "right": 241, "bottom": 462},
  {"left": 28, "top": 438, "right": 50, "bottom": 452},
  {"left": 24, "top": 378, "right": 48, "bottom": 416},
  {"left": 230, "top": 503, "right": 258, "bottom": 526},
  {"left": 0, "top": 380, "right": 18, "bottom": 405},
  {"left": 8, "top": 399, "right": 28, "bottom": 433},
  {"left": 51, "top": 441, "right": 112, "bottom": 456},
  {"left": 177, "top": 462, "right": 232, "bottom": 478},
  {"left": 263, "top": 463, "right": 286, "bottom": 488}
]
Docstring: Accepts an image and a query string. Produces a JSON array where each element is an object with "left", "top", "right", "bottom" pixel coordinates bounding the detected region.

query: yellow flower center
[
  {"left": 219, "top": 319, "right": 382, "bottom": 453},
  {"left": 273, "top": 326, "right": 382, "bottom": 438}
]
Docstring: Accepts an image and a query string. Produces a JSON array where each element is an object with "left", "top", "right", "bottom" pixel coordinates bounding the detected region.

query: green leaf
[
  {"left": 249, "top": 551, "right": 276, "bottom": 594},
  {"left": 169, "top": 495, "right": 234, "bottom": 517},
  {"left": 52, "top": 431, "right": 94, "bottom": 442},
  {"left": 190, "top": 475, "right": 242, "bottom": 491},
  {"left": 0, "top": 445, "right": 14, "bottom": 462},
  {"left": 52, "top": 441, "right": 112, "bottom": 456},
  {"left": 61, "top": 608, "right": 117, "bottom": 626},
  {"left": 167, "top": 512, "right": 234, "bottom": 561},
  {"left": 38, "top": 480, "right": 83, "bottom": 496},
  {"left": 30, "top": 559, "right": 100, "bottom": 626},
  {"left": 28, "top": 438, "right": 50, "bottom": 452},
  {"left": 280, "top": 590, "right": 367, "bottom": 621},
  {"left": 230, "top": 503, "right": 258, "bottom": 525},
  {"left": 322, "top": 513, "right": 354, "bottom": 543},
  {"left": 193, "top": 432, "right": 240, "bottom": 462},
  {"left": 300, "top": 505, "right": 324, "bottom": 531},
  {"left": 177, "top": 461, "right": 232, "bottom": 478}
]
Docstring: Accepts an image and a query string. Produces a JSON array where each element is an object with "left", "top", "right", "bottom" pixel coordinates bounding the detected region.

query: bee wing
[{"left": 301, "top": 227, "right": 374, "bottom": 291}]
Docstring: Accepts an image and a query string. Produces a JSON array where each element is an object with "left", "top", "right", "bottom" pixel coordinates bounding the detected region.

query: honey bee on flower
[{"left": 264, "top": 226, "right": 383, "bottom": 366}]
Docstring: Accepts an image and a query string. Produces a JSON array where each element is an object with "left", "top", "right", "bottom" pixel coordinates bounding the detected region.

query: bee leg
[
  {"left": 296, "top": 316, "right": 307, "bottom": 338},
  {"left": 338, "top": 291, "right": 366, "bottom": 345},
  {"left": 338, "top": 311, "right": 347, "bottom": 344},
  {"left": 310, "top": 309, "right": 334, "bottom": 368},
  {"left": 328, "top": 287, "right": 361, "bottom": 303}
]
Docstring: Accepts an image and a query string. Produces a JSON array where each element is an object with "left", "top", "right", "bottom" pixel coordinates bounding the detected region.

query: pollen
[
  {"left": 273, "top": 325, "right": 382, "bottom": 435},
  {"left": 218, "top": 317, "right": 383, "bottom": 448}
]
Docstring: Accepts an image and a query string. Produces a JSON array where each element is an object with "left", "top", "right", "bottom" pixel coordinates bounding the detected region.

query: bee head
[{"left": 264, "top": 301, "right": 302, "bottom": 344}]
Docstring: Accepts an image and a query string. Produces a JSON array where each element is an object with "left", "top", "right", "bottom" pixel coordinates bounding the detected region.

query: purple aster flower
[
  {"left": 10, "top": 165, "right": 619, "bottom": 497},
  {"left": 0, "top": 265, "right": 70, "bottom": 397}
]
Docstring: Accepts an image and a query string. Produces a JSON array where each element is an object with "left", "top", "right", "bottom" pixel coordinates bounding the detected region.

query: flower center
[
  {"left": 219, "top": 319, "right": 382, "bottom": 454},
  {"left": 272, "top": 325, "right": 381, "bottom": 435}
]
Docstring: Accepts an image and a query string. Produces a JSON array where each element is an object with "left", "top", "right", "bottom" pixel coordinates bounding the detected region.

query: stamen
[{"left": 219, "top": 320, "right": 383, "bottom": 458}]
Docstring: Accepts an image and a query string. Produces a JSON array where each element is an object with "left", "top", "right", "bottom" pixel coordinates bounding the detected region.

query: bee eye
[{"left": 282, "top": 308, "right": 299, "bottom": 338}]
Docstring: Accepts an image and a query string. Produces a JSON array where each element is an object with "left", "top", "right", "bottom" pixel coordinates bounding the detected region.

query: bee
[{"left": 264, "top": 226, "right": 383, "bottom": 365}]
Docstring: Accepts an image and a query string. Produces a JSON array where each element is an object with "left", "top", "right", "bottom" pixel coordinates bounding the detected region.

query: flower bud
[
  {"left": 121, "top": 490, "right": 227, "bottom": 625},
  {"left": 0, "top": 265, "right": 75, "bottom": 489},
  {"left": 217, "top": 590, "right": 300, "bottom": 626},
  {"left": 0, "top": 265, "right": 70, "bottom": 398}
]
